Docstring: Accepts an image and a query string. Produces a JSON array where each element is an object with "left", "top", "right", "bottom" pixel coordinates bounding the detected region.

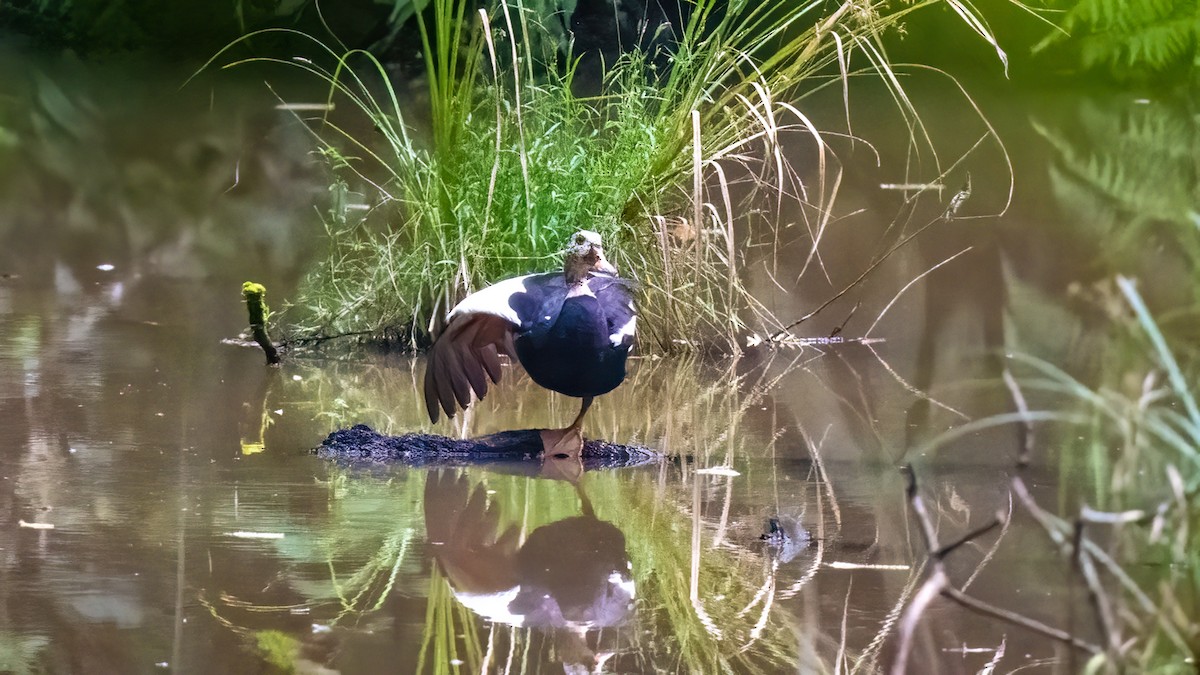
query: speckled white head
[{"left": 564, "top": 230, "right": 617, "bottom": 284}]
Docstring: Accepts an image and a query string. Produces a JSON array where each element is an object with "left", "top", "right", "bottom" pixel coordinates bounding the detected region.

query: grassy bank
[{"left": 211, "top": 0, "right": 1009, "bottom": 352}]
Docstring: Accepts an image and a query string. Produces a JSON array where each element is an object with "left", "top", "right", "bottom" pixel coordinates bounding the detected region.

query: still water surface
[{"left": 0, "top": 44, "right": 1178, "bottom": 673}]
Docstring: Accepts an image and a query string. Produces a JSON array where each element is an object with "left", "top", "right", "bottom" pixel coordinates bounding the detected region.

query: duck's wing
[
  {"left": 593, "top": 276, "right": 637, "bottom": 349},
  {"left": 424, "top": 471, "right": 519, "bottom": 594},
  {"left": 424, "top": 312, "right": 516, "bottom": 423},
  {"left": 424, "top": 273, "right": 562, "bottom": 423}
]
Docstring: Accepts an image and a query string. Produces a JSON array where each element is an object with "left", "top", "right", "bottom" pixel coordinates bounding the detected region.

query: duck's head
[{"left": 564, "top": 230, "right": 617, "bottom": 284}]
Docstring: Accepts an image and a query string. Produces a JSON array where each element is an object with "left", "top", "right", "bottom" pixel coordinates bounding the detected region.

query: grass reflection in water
[{"left": 206, "top": 352, "right": 896, "bottom": 672}]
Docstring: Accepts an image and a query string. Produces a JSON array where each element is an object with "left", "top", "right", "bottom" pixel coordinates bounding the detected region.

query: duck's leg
[
  {"left": 539, "top": 397, "right": 594, "bottom": 482},
  {"left": 567, "top": 396, "right": 594, "bottom": 433}
]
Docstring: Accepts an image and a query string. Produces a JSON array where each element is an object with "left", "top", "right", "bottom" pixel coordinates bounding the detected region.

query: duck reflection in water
[{"left": 424, "top": 467, "right": 635, "bottom": 672}]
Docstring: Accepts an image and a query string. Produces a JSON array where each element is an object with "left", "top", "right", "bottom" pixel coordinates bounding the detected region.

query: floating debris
[
  {"left": 825, "top": 561, "right": 910, "bottom": 570},
  {"left": 225, "top": 531, "right": 285, "bottom": 539},
  {"left": 760, "top": 516, "right": 811, "bottom": 563},
  {"left": 879, "top": 182, "right": 944, "bottom": 192},
  {"left": 18, "top": 520, "right": 54, "bottom": 530},
  {"left": 696, "top": 466, "right": 740, "bottom": 477},
  {"left": 942, "top": 172, "right": 972, "bottom": 221}
]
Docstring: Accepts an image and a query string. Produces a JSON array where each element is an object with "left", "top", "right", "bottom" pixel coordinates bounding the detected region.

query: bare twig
[
  {"left": 892, "top": 467, "right": 1100, "bottom": 674},
  {"left": 769, "top": 215, "right": 944, "bottom": 341},
  {"left": 1073, "top": 520, "right": 1120, "bottom": 658},
  {"left": 1001, "top": 367, "right": 1034, "bottom": 467},
  {"left": 962, "top": 493, "right": 1013, "bottom": 592},
  {"left": 1001, "top": 360, "right": 1189, "bottom": 661},
  {"left": 933, "top": 511, "right": 1006, "bottom": 559},
  {"left": 940, "top": 585, "right": 1098, "bottom": 653},
  {"left": 891, "top": 565, "right": 945, "bottom": 675},
  {"left": 829, "top": 301, "right": 860, "bottom": 338}
]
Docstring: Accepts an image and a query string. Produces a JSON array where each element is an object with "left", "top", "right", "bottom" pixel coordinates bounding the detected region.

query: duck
[{"left": 424, "top": 230, "right": 636, "bottom": 435}]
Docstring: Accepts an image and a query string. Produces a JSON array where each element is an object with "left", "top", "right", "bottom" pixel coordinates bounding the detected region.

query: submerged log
[{"left": 314, "top": 424, "right": 660, "bottom": 472}]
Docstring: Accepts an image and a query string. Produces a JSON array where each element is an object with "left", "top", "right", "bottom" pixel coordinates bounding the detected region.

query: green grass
[{"left": 203, "top": 0, "right": 1010, "bottom": 352}]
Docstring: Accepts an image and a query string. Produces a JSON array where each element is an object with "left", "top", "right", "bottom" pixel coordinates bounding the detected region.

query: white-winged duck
[{"left": 424, "top": 230, "right": 636, "bottom": 435}]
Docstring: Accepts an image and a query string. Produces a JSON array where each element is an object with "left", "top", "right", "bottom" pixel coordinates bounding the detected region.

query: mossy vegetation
[
  {"left": 254, "top": 630, "right": 301, "bottom": 672},
  {"left": 243, "top": 281, "right": 281, "bottom": 363}
]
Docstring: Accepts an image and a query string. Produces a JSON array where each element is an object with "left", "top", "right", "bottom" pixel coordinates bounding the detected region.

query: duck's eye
[{"left": 575, "top": 235, "right": 586, "bottom": 245}]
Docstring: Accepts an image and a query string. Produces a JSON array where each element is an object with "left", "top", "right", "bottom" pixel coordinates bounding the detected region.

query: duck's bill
[{"left": 591, "top": 250, "right": 618, "bottom": 276}]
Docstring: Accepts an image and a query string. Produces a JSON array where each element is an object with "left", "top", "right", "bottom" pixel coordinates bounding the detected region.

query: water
[{"left": 0, "top": 43, "right": 1180, "bottom": 674}]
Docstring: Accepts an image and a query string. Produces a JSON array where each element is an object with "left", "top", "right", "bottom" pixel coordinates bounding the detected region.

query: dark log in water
[{"left": 314, "top": 424, "right": 660, "bottom": 471}]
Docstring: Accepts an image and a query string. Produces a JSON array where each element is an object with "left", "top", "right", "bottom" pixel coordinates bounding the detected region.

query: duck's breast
[{"left": 514, "top": 277, "right": 635, "bottom": 398}]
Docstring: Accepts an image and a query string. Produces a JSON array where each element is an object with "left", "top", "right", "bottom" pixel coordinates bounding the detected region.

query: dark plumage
[{"left": 424, "top": 231, "right": 636, "bottom": 431}]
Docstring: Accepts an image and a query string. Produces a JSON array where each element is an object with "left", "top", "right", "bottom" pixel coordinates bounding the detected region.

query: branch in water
[{"left": 242, "top": 282, "right": 281, "bottom": 365}]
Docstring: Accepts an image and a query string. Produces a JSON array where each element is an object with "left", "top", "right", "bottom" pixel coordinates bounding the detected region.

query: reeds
[{"left": 202, "top": 0, "right": 1011, "bottom": 352}]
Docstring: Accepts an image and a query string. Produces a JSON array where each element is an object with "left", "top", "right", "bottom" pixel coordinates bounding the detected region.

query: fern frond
[
  {"left": 1039, "top": 0, "right": 1199, "bottom": 76},
  {"left": 1035, "top": 94, "right": 1200, "bottom": 280}
]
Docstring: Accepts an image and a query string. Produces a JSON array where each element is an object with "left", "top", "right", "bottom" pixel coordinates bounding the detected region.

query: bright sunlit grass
[{"left": 200, "top": 0, "right": 1009, "bottom": 352}]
